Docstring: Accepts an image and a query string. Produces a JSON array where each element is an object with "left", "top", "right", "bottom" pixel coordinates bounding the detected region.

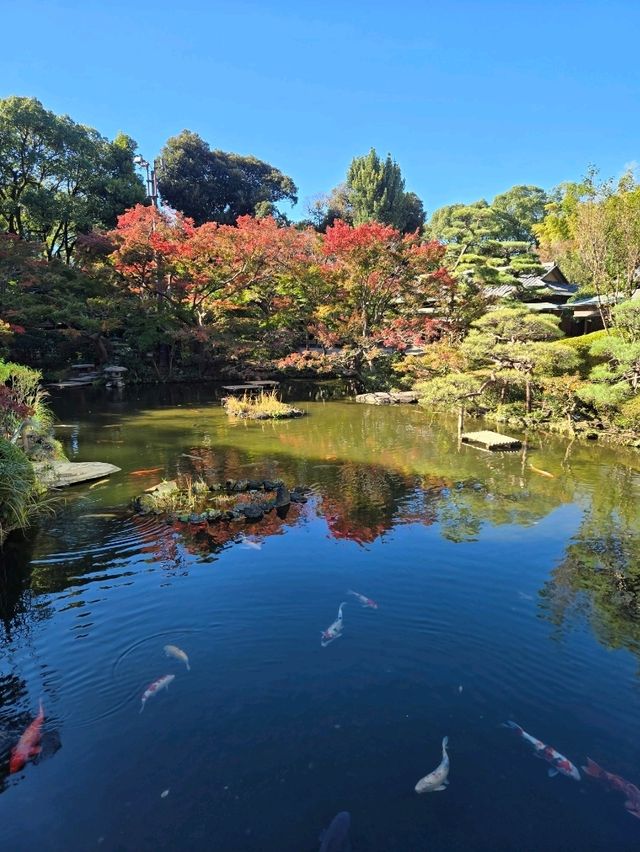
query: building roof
[
  {"left": 484, "top": 264, "right": 578, "bottom": 301},
  {"left": 519, "top": 302, "right": 566, "bottom": 312}
]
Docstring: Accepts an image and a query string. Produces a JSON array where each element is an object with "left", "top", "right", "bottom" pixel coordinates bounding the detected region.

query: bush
[
  {"left": 560, "top": 330, "right": 610, "bottom": 374},
  {"left": 0, "top": 438, "right": 37, "bottom": 544},
  {"left": 615, "top": 394, "right": 640, "bottom": 430}
]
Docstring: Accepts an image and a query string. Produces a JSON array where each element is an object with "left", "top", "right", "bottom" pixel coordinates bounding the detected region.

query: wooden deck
[
  {"left": 222, "top": 381, "right": 280, "bottom": 394},
  {"left": 461, "top": 430, "right": 521, "bottom": 451}
]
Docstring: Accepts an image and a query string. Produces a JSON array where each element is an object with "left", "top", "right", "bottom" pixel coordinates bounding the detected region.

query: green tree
[
  {"left": 0, "top": 96, "right": 145, "bottom": 262},
  {"left": 156, "top": 130, "right": 297, "bottom": 225},
  {"left": 345, "top": 148, "right": 424, "bottom": 231},
  {"left": 491, "top": 185, "right": 548, "bottom": 242}
]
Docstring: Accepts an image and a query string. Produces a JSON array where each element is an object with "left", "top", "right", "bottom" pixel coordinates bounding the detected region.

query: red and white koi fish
[
  {"left": 503, "top": 721, "right": 581, "bottom": 780},
  {"left": 582, "top": 758, "right": 640, "bottom": 819},
  {"left": 140, "top": 674, "right": 175, "bottom": 713},
  {"left": 10, "top": 700, "right": 44, "bottom": 774},
  {"left": 321, "top": 602, "right": 346, "bottom": 647},
  {"left": 347, "top": 589, "right": 378, "bottom": 609}
]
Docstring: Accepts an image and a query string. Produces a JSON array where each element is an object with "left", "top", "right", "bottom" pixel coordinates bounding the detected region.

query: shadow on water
[{"left": 1, "top": 383, "right": 640, "bottom": 849}]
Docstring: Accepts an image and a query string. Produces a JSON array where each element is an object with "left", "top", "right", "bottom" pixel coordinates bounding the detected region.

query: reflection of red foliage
[
  {"left": 322, "top": 504, "right": 390, "bottom": 545},
  {"left": 168, "top": 502, "right": 305, "bottom": 557}
]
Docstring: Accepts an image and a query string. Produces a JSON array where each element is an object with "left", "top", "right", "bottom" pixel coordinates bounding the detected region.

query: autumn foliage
[{"left": 97, "top": 206, "right": 458, "bottom": 374}]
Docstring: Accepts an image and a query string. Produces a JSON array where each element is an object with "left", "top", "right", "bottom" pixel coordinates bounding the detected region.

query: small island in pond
[
  {"left": 222, "top": 391, "right": 305, "bottom": 420},
  {"left": 133, "top": 477, "right": 310, "bottom": 524}
]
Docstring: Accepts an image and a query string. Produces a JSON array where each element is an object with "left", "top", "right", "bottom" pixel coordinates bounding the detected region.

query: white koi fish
[
  {"left": 503, "top": 721, "right": 581, "bottom": 780},
  {"left": 415, "top": 736, "right": 450, "bottom": 793},
  {"left": 140, "top": 674, "right": 175, "bottom": 713},
  {"left": 347, "top": 589, "right": 378, "bottom": 609},
  {"left": 164, "top": 644, "right": 190, "bottom": 671},
  {"left": 321, "top": 602, "right": 346, "bottom": 647}
]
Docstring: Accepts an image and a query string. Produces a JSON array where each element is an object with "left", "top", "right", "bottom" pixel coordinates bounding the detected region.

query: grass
[
  {"left": 0, "top": 438, "right": 52, "bottom": 545},
  {"left": 222, "top": 390, "right": 304, "bottom": 420}
]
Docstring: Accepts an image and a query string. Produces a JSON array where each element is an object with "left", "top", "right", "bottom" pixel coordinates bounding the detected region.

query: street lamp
[{"left": 133, "top": 154, "right": 159, "bottom": 208}]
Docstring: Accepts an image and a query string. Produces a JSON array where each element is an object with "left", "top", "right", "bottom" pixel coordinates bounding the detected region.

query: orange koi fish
[
  {"left": 529, "top": 464, "right": 555, "bottom": 478},
  {"left": 582, "top": 758, "right": 640, "bottom": 819},
  {"left": 129, "top": 467, "right": 163, "bottom": 477},
  {"left": 10, "top": 700, "right": 44, "bottom": 774}
]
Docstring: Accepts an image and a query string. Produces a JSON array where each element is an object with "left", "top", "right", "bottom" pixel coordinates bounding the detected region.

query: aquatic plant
[{"left": 222, "top": 390, "right": 304, "bottom": 420}]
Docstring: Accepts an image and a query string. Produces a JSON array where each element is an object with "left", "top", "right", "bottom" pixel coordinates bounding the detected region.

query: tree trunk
[{"left": 525, "top": 378, "right": 532, "bottom": 413}]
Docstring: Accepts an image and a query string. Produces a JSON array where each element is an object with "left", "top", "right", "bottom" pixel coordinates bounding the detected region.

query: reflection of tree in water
[
  {"left": 318, "top": 464, "right": 432, "bottom": 544},
  {"left": 540, "top": 464, "right": 640, "bottom": 658},
  {"left": 0, "top": 532, "right": 55, "bottom": 641},
  {"left": 435, "top": 471, "right": 574, "bottom": 542},
  {"left": 160, "top": 501, "right": 305, "bottom": 557}
]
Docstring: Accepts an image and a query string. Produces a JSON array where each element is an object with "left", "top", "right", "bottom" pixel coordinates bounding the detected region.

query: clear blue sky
[{"left": 4, "top": 0, "right": 639, "bottom": 218}]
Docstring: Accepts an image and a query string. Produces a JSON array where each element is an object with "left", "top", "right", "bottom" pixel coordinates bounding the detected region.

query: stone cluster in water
[{"left": 132, "top": 477, "right": 310, "bottom": 525}]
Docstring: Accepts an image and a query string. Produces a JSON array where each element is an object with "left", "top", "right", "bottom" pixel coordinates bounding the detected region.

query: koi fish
[
  {"left": 582, "top": 757, "right": 640, "bottom": 819},
  {"left": 319, "top": 811, "right": 351, "bottom": 851},
  {"left": 89, "top": 478, "right": 109, "bottom": 489},
  {"left": 415, "top": 736, "right": 450, "bottom": 793},
  {"left": 10, "top": 700, "right": 45, "bottom": 774},
  {"left": 321, "top": 602, "right": 346, "bottom": 647},
  {"left": 129, "top": 467, "right": 163, "bottom": 477},
  {"left": 529, "top": 464, "right": 555, "bottom": 479},
  {"left": 348, "top": 589, "right": 378, "bottom": 609},
  {"left": 503, "top": 721, "right": 580, "bottom": 780},
  {"left": 164, "top": 644, "right": 190, "bottom": 671},
  {"left": 181, "top": 454, "right": 203, "bottom": 461},
  {"left": 140, "top": 674, "right": 175, "bottom": 713}
]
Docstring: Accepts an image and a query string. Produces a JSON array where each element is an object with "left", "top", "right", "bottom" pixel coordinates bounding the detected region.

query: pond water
[{"left": 2, "top": 384, "right": 640, "bottom": 851}]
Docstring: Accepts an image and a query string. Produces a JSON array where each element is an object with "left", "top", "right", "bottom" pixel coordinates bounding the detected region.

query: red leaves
[
  {"left": 319, "top": 220, "right": 448, "bottom": 342},
  {"left": 322, "top": 219, "right": 400, "bottom": 255},
  {"left": 0, "top": 383, "right": 33, "bottom": 422}
]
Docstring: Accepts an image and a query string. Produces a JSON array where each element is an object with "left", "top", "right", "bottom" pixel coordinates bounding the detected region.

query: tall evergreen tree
[{"left": 346, "top": 148, "right": 422, "bottom": 231}]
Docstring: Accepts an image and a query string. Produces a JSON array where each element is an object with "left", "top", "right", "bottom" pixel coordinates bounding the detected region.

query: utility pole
[{"left": 133, "top": 155, "right": 159, "bottom": 208}]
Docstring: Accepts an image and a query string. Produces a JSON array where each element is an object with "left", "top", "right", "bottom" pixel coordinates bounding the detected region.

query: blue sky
[{"left": 4, "top": 0, "right": 639, "bottom": 219}]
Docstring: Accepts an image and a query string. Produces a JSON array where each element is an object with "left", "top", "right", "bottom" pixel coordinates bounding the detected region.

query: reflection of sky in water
[{"left": 1, "top": 386, "right": 640, "bottom": 850}]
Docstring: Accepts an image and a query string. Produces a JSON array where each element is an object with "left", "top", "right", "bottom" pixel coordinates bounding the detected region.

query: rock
[
  {"left": 275, "top": 485, "right": 290, "bottom": 508},
  {"left": 206, "top": 509, "right": 225, "bottom": 522},
  {"left": 354, "top": 391, "right": 418, "bottom": 405},
  {"left": 33, "top": 461, "right": 121, "bottom": 488},
  {"left": 289, "top": 492, "right": 307, "bottom": 504},
  {"left": 262, "top": 479, "right": 284, "bottom": 491},
  {"left": 240, "top": 504, "right": 264, "bottom": 521},
  {"left": 247, "top": 479, "right": 262, "bottom": 491},
  {"left": 145, "top": 480, "right": 178, "bottom": 496},
  {"left": 233, "top": 479, "right": 250, "bottom": 492}
]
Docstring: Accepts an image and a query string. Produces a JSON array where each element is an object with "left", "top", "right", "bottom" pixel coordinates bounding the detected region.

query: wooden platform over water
[
  {"left": 461, "top": 430, "right": 521, "bottom": 451},
  {"left": 222, "top": 381, "right": 280, "bottom": 394}
]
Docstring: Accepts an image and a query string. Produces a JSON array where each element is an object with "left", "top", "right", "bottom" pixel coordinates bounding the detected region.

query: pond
[{"left": 1, "top": 383, "right": 640, "bottom": 851}]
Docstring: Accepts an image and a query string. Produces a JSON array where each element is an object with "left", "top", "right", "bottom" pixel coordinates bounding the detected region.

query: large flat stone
[
  {"left": 33, "top": 461, "right": 121, "bottom": 488},
  {"left": 355, "top": 391, "right": 418, "bottom": 405}
]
